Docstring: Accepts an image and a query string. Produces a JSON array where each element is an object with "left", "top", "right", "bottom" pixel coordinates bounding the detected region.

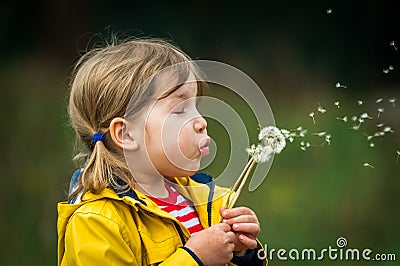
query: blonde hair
[{"left": 68, "top": 38, "right": 200, "bottom": 200}]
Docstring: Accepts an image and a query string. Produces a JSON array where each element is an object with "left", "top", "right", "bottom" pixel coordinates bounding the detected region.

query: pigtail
[
  {"left": 81, "top": 134, "right": 111, "bottom": 194},
  {"left": 68, "top": 131, "right": 131, "bottom": 202}
]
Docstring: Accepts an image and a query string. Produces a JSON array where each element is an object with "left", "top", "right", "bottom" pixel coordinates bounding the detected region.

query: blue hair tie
[{"left": 92, "top": 132, "right": 105, "bottom": 144}]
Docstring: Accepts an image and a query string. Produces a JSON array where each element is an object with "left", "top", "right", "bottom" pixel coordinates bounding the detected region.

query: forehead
[{"left": 156, "top": 71, "right": 198, "bottom": 99}]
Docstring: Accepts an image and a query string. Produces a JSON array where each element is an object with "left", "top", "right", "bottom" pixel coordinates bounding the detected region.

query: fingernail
[
  {"left": 222, "top": 219, "right": 227, "bottom": 223},
  {"left": 233, "top": 224, "right": 238, "bottom": 229},
  {"left": 223, "top": 210, "right": 228, "bottom": 216}
]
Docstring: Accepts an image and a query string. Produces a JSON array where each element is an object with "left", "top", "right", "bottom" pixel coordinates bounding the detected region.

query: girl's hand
[
  {"left": 184, "top": 223, "right": 235, "bottom": 266},
  {"left": 220, "top": 206, "right": 260, "bottom": 254}
]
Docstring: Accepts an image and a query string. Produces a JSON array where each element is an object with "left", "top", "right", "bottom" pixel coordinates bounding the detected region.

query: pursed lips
[{"left": 199, "top": 137, "right": 211, "bottom": 156}]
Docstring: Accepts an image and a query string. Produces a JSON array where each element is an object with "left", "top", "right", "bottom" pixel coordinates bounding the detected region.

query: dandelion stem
[
  {"left": 227, "top": 159, "right": 257, "bottom": 209},
  {"left": 230, "top": 156, "right": 255, "bottom": 194}
]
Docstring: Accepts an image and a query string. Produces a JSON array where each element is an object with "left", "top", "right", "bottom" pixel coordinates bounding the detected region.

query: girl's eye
[{"left": 172, "top": 107, "right": 185, "bottom": 114}]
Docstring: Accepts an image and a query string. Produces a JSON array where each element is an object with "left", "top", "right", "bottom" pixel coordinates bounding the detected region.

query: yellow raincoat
[{"left": 57, "top": 173, "right": 267, "bottom": 265}]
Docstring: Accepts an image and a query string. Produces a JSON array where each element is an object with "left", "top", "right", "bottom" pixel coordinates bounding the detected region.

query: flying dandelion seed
[
  {"left": 309, "top": 112, "right": 315, "bottom": 124},
  {"left": 383, "top": 68, "right": 390, "bottom": 74},
  {"left": 351, "top": 115, "right": 358, "bottom": 122},
  {"left": 300, "top": 141, "right": 311, "bottom": 151},
  {"left": 325, "top": 134, "right": 331, "bottom": 145},
  {"left": 377, "top": 107, "right": 384, "bottom": 117},
  {"left": 318, "top": 104, "right": 327, "bottom": 114},
  {"left": 312, "top": 131, "right": 326, "bottom": 137},
  {"left": 374, "top": 131, "right": 385, "bottom": 137},
  {"left": 390, "top": 41, "right": 398, "bottom": 51},
  {"left": 326, "top": 8, "right": 333, "bottom": 14},
  {"left": 357, "top": 118, "right": 365, "bottom": 129},
  {"left": 369, "top": 143, "right": 375, "bottom": 148},
  {"left": 336, "top": 116, "right": 348, "bottom": 122},
  {"left": 376, "top": 98, "right": 383, "bottom": 103},
  {"left": 367, "top": 135, "right": 374, "bottom": 141},
  {"left": 336, "top": 82, "right": 347, "bottom": 89},
  {"left": 389, "top": 65, "right": 394, "bottom": 71},
  {"left": 351, "top": 125, "right": 360, "bottom": 130},
  {"left": 397, "top": 150, "right": 400, "bottom": 164},
  {"left": 363, "top": 162, "right": 374, "bottom": 169},
  {"left": 360, "top": 112, "right": 373, "bottom": 119},
  {"left": 357, "top": 100, "right": 364, "bottom": 106},
  {"left": 383, "top": 126, "right": 393, "bottom": 133},
  {"left": 334, "top": 101, "right": 340, "bottom": 108},
  {"left": 298, "top": 128, "right": 307, "bottom": 137},
  {"left": 376, "top": 123, "right": 384, "bottom": 128},
  {"left": 388, "top": 98, "right": 396, "bottom": 107}
]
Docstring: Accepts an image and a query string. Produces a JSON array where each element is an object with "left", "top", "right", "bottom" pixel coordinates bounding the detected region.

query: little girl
[{"left": 58, "top": 38, "right": 266, "bottom": 266}]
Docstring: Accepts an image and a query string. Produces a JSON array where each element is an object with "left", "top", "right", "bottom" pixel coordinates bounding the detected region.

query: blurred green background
[{"left": 1, "top": 0, "right": 399, "bottom": 265}]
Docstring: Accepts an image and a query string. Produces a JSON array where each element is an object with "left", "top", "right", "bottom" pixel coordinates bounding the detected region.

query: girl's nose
[{"left": 194, "top": 115, "right": 207, "bottom": 133}]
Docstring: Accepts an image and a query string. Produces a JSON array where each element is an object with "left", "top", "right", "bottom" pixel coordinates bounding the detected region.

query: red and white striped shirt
[{"left": 148, "top": 184, "right": 203, "bottom": 234}]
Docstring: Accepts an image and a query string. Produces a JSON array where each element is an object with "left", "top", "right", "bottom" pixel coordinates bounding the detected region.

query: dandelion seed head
[
  {"left": 247, "top": 144, "right": 273, "bottom": 163},
  {"left": 376, "top": 98, "right": 383, "bottom": 103},
  {"left": 258, "top": 126, "right": 287, "bottom": 154},
  {"left": 357, "top": 100, "right": 364, "bottom": 106},
  {"left": 309, "top": 112, "right": 315, "bottom": 117},
  {"left": 377, "top": 107, "right": 384, "bottom": 113}
]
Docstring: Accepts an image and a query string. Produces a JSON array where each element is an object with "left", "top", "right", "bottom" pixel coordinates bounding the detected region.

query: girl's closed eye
[
  {"left": 172, "top": 106, "right": 185, "bottom": 114},
  {"left": 172, "top": 104, "right": 186, "bottom": 115}
]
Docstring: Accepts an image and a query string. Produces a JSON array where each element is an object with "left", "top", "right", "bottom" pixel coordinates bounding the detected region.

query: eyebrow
[{"left": 157, "top": 84, "right": 185, "bottom": 100}]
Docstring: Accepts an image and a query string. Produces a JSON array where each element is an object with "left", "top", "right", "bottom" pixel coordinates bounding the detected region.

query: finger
[
  {"left": 231, "top": 223, "right": 260, "bottom": 235},
  {"left": 220, "top": 206, "right": 227, "bottom": 216},
  {"left": 216, "top": 222, "right": 232, "bottom": 232},
  {"left": 222, "top": 214, "right": 259, "bottom": 225},
  {"left": 237, "top": 234, "right": 258, "bottom": 249},
  {"left": 221, "top": 207, "right": 255, "bottom": 219},
  {"left": 226, "top": 231, "right": 236, "bottom": 242}
]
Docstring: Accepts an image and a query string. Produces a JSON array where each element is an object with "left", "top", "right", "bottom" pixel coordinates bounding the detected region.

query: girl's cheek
[{"left": 178, "top": 129, "right": 192, "bottom": 157}]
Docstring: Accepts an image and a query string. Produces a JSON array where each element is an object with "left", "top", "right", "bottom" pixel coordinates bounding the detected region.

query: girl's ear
[{"left": 109, "top": 117, "right": 139, "bottom": 151}]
